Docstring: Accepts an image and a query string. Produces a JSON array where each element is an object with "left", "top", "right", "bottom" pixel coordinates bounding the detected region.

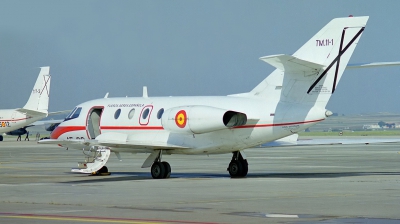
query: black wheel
[
  {"left": 151, "top": 162, "right": 165, "bottom": 179},
  {"left": 239, "top": 159, "right": 248, "bottom": 177},
  {"left": 162, "top": 161, "right": 171, "bottom": 178},
  {"left": 228, "top": 160, "right": 243, "bottom": 178},
  {"left": 98, "top": 166, "right": 108, "bottom": 173},
  {"left": 0, "top": 135, "right": 3, "bottom": 141}
]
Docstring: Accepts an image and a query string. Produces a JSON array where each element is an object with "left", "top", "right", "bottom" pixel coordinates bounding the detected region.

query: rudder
[
  {"left": 251, "top": 16, "right": 368, "bottom": 108},
  {"left": 23, "top": 66, "right": 51, "bottom": 113}
]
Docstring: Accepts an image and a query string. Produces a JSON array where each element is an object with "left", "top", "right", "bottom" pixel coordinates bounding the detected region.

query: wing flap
[{"left": 95, "top": 132, "right": 189, "bottom": 150}]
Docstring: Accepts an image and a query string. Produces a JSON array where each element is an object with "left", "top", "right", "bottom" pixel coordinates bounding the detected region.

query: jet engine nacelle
[
  {"left": 6, "top": 128, "right": 27, "bottom": 136},
  {"left": 161, "top": 106, "right": 247, "bottom": 134}
]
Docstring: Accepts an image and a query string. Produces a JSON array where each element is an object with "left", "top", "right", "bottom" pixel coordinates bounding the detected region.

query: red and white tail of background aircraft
[
  {"left": 0, "top": 67, "right": 53, "bottom": 141},
  {"left": 39, "top": 16, "right": 399, "bottom": 179}
]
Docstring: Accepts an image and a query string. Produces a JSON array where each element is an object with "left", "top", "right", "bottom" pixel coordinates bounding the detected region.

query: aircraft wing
[
  {"left": 16, "top": 108, "right": 47, "bottom": 117},
  {"left": 93, "top": 132, "right": 190, "bottom": 150},
  {"left": 39, "top": 134, "right": 190, "bottom": 150},
  {"left": 262, "top": 134, "right": 400, "bottom": 147},
  {"left": 31, "top": 119, "right": 63, "bottom": 126},
  {"left": 38, "top": 139, "right": 87, "bottom": 147},
  {"left": 48, "top": 110, "right": 71, "bottom": 116}
]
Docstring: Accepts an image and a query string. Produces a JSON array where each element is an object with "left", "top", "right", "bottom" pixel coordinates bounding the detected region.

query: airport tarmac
[{"left": 0, "top": 137, "right": 399, "bottom": 223}]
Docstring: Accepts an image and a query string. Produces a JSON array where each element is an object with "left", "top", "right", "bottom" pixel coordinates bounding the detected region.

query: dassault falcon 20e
[
  {"left": 41, "top": 16, "right": 387, "bottom": 179},
  {"left": 0, "top": 67, "right": 52, "bottom": 141}
]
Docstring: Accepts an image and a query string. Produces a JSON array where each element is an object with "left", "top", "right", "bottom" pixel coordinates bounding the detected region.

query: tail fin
[
  {"left": 23, "top": 66, "right": 51, "bottom": 113},
  {"left": 251, "top": 16, "right": 368, "bottom": 108}
]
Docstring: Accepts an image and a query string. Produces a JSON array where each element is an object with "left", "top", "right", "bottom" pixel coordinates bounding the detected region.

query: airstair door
[{"left": 87, "top": 107, "right": 103, "bottom": 139}]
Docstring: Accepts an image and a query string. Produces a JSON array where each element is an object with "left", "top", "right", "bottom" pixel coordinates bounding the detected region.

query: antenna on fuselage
[
  {"left": 104, "top": 92, "right": 109, "bottom": 98},
  {"left": 143, "top": 86, "right": 148, "bottom": 98}
]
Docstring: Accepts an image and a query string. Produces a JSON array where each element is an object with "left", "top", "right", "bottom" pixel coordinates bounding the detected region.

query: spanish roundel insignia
[{"left": 175, "top": 110, "right": 187, "bottom": 128}]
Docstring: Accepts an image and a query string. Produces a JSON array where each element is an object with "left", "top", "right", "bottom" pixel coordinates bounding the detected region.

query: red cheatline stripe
[
  {"left": 101, "top": 126, "right": 164, "bottom": 130},
  {"left": 233, "top": 118, "right": 325, "bottom": 129},
  {"left": 50, "top": 126, "right": 86, "bottom": 139},
  {"left": 0, "top": 212, "right": 224, "bottom": 224},
  {"left": 50, "top": 119, "right": 324, "bottom": 139}
]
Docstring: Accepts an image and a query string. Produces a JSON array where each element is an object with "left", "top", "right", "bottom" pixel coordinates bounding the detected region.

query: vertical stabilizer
[
  {"left": 23, "top": 66, "right": 51, "bottom": 113},
  {"left": 251, "top": 16, "right": 368, "bottom": 108}
]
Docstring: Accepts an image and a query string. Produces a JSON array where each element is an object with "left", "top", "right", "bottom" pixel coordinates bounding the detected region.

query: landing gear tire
[
  {"left": 228, "top": 160, "right": 243, "bottom": 178},
  {"left": 92, "top": 166, "right": 110, "bottom": 176},
  {"left": 162, "top": 161, "right": 171, "bottom": 179},
  {"left": 98, "top": 166, "right": 108, "bottom": 173},
  {"left": 151, "top": 162, "right": 166, "bottom": 179},
  {"left": 240, "top": 160, "right": 248, "bottom": 177},
  {"left": 228, "top": 151, "right": 248, "bottom": 178},
  {"left": 0, "top": 135, "right": 3, "bottom": 141}
]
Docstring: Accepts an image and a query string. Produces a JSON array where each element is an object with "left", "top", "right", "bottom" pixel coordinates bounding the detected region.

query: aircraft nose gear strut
[
  {"left": 227, "top": 151, "right": 248, "bottom": 178},
  {"left": 145, "top": 150, "right": 171, "bottom": 179},
  {"left": 71, "top": 146, "right": 111, "bottom": 175}
]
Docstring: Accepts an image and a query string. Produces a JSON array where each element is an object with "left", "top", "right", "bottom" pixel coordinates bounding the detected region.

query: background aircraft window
[
  {"left": 114, "top": 109, "right": 121, "bottom": 119},
  {"left": 142, "top": 108, "right": 150, "bottom": 119},
  {"left": 157, "top": 108, "right": 164, "bottom": 119},
  {"left": 128, "top": 108, "right": 135, "bottom": 119}
]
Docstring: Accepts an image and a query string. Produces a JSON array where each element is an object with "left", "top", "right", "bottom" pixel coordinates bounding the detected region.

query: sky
[{"left": 1, "top": 1, "right": 400, "bottom": 115}]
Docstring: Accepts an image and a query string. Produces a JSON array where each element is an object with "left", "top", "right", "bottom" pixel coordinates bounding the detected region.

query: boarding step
[{"left": 71, "top": 148, "right": 111, "bottom": 174}]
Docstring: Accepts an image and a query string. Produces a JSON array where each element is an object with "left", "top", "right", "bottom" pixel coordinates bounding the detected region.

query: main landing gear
[
  {"left": 227, "top": 151, "right": 248, "bottom": 178},
  {"left": 150, "top": 150, "right": 171, "bottom": 179}
]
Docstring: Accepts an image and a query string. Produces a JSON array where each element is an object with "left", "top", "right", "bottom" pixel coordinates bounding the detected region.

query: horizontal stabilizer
[
  {"left": 346, "top": 61, "right": 400, "bottom": 69},
  {"left": 259, "top": 54, "right": 324, "bottom": 73}
]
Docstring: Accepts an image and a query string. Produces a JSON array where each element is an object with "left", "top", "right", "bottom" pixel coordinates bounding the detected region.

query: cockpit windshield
[{"left": 64, "top": 107, "right": 82, "bottom": 121}]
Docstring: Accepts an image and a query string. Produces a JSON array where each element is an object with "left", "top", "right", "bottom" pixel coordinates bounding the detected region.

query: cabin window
[
  {"left": 157, "top": 108, "right": 164, "bottom": 119},
  {"left": 142, "top": 108, "right": 150, "bottom": 119},
  {"left": 128, "top": 108, "right": 135, "bottom": 119},
  {"left": 114, "top": 109, "right": 121, "bottom": 119}
]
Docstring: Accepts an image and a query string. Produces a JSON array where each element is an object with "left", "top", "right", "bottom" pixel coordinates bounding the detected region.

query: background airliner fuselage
[
  {"left": 0, "top": 109, "right": 47, "bottom": 132},
  {"left": 0, "top": 67, "right": 51, "bottom": 141}
]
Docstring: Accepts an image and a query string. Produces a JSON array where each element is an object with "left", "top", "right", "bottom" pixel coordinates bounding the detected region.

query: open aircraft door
[{"left": 86, "top": 107, "right": 104, "bottom": 139}]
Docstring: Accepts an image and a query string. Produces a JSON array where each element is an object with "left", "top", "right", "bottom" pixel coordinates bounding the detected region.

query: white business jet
[
  {"left": 0, "top": 67, "right": 52, "bottom": 141},
  {"left": 40, "top": 16, "right": 388, "bottom": 179}
]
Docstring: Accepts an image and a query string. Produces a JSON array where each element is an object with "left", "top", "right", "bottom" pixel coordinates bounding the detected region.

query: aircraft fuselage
[{"left": 52, "top": 96, "right": 326, "bottom": 155}]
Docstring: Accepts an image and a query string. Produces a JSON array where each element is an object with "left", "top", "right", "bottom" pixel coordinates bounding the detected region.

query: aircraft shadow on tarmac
[{"left": 60, "top": 171, "right": 400, "bottom": 184}]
